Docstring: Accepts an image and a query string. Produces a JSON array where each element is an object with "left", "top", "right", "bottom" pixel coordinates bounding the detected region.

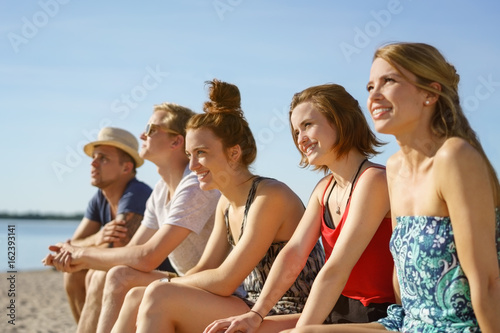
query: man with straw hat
[{"left": 57, "top": 127, "right": 152, "bottom": 324}]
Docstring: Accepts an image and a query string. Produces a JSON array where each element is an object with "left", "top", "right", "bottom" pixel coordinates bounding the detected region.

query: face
[
  {"left": 290, "top": 102, "right": 337, "bottom": 166},
  {"left": 90, "top": 145, "right": 128, "bottom": 189},
  {"left": 185, "top": 128, "right": 232, "bottom": 191},
  {"left": 139, "top": 111, "right": 175, "bottom": 163},
  {"left": 367, "top": 57, "right": 427, "bottom": 135}
]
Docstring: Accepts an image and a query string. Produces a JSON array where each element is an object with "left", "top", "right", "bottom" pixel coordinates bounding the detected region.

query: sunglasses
[{"left": 144, "top": 123, "right": 180, "bottom": 137}]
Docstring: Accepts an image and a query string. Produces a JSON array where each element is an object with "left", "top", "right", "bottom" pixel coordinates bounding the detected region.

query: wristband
[{"left": 249, "top": 310, "right": 264, "bottom": 323}]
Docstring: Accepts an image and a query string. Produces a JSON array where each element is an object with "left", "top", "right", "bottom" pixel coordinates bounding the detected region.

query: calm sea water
[{"left": 0, "top": 219, "right": 80, "bottom": 272}]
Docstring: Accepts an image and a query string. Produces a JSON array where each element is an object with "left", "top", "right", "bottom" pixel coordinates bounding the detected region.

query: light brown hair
[
  {"left": 290, "top": 83, "right": 384, "bottom": 173},
  {"left": 186, "top": 79, "right": 257, "bottom": 167}
]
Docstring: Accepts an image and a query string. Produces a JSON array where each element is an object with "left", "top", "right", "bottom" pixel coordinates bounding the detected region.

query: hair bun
[{"left": 203, "top": 79, "right": 243, "bottom": 116}]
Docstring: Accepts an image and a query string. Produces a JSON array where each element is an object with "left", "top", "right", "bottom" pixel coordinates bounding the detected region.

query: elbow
[
  {"left": 131, "top": 247, "right": 162, "bottom": 272},
  {"left": 281, "top": 245, "right": 310, "bottom": 278}
]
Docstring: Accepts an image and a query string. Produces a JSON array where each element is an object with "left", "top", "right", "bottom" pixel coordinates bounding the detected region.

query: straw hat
[{"left": 83, "top": 127, "right": 144, "bottom": 167}]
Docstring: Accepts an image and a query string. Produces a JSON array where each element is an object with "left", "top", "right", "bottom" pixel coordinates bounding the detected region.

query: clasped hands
[{"left": 42, "top": 219, "right": 128, "bottom": 273}]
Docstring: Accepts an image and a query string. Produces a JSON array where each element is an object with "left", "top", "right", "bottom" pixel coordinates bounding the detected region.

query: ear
[
  {"left": 122, "top": 161, "right": 133, "bottom": 174},
  {"left": 227, "top": 144, "right": 242, "bottom": 163},
  {"left": 171, "top": 135, "right": 185, "bottom": 149},
  {"left": 424, "top": 82, "right": 441, "bottom": 106}
]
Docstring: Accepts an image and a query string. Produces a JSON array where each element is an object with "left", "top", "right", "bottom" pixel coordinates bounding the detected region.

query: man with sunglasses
[
  {"left": 48, "top": 127, "right": 153, "bottom": 324},
  {"left": 44, "top": 103, "right": 220, "bottom": 333}
]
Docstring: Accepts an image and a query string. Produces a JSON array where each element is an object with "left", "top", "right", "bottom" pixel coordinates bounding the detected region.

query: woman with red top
[{"left": 204, "top": 84, "right": 395, "bottom": 333}]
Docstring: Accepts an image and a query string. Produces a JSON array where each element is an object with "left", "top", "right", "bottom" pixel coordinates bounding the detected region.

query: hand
[
  {"left": 42, "top": 241, "right": 86, "bottom": 273},
  {"left": 204, "top": 311, "right": 263, "bottom": 333},
  {"left": 95, "top": 219, "right": 128, "bottom": 247}
]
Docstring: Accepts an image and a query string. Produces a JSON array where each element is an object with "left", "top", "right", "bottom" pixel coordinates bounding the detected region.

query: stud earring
[{"left": 425, "top": 100, "right": 430, "bottom": 105}]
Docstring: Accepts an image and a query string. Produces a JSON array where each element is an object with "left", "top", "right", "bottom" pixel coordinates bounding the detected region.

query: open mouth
[
  {"left": 197, "top": 171, "right": 209, "bottom": 181},
  {"left": 304, "top": 143, "right": 317, "bottom": 156},
  {"left": 371, "top": 107, "right": 391, "bottom": 119}
]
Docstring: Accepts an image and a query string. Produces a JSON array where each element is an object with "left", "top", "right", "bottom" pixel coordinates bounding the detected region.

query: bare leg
[
  {"left": 77, "top": 269, "right": 107, "bottom": 333},
  {"left": 135, "top": 280, "right": 252, "bottom": 333},
  {"left": 281, "top": 322, "right": 388, "bottom": 333},
  {"left": 96, "top": 265, "right": 168, "bottom": 333},
  {"left": 63, "top": 270, "right": 88, "bottom": 323},
  {"left": 110, "top": 287, "right": 147, "bottom": 333}
]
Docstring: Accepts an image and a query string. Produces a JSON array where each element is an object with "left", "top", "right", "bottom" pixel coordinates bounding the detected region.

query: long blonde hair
[{"left": 374, "top": 42, "right": 499, "bottom": 204}]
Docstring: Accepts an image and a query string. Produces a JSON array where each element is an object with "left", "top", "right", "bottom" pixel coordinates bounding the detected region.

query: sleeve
[
  {"left": 165, "top": 174, "right": 220, "bottom": 234},
  {"left": 141, "top": 184, "right": 161, "bottom": 230},
  {"left": 117, "top": 179, "right": 153, "bottom": 216},
  {"left": 84, "top": 191, "right": 104, "bottom": 223}
]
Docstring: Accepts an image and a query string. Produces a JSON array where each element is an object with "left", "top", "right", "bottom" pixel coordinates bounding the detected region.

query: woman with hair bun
[
  {"left": 110, "top": 79, "right": 325, "bottom": 333},
  {"left": 285, "top": 42, "right": 500, "bottom": 333}
]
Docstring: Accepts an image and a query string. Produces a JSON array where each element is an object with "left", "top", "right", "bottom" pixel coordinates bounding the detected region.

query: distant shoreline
[{"left": 0, "top": 212, "right": 83, "bottom": 221}]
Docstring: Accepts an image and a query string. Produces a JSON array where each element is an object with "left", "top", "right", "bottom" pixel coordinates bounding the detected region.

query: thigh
[
  {"left": 141, "top": 281, "right": 252, "bottom": 333},
  {"left": 282, "top": 322, "right": 387, "bottom": 333}
]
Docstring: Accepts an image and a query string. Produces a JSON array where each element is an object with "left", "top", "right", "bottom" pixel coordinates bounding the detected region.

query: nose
[
  {"left": 297, "top": 131, "right": 308, "bottom": 146},
  {"left": 140, "top": 132, "right": 147, "bottom": 141},
  {"left": 368, "top": 85, "right": 383, "bottom": 103},
  {"left": 188, "top": 156, "right": 199, "bottom": 172}
]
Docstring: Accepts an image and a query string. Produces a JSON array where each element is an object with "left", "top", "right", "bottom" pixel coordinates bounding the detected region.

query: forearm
[
  {"left": 251, "top": 246, "right": 308, "bottom": 317},
  {"left": 70, "top": 232, "right": 103, "bottom": 247},
  {"left": 76, "top": 245, "right": 151, "bottom": 271},
  {"left": 296, "top": 269, "right": 346, "bottom": 326},
  {"left": 472, "top": 278, "right": 500, "bottom": 332}
]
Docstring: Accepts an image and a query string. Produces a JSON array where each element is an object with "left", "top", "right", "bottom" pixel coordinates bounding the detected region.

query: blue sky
[{"left": 1, "top": 0, "right": 499, "bottom": 214}]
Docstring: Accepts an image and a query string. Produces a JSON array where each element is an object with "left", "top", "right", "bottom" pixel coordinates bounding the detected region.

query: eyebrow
[{"left": 187, "top": 144, "right": 209, "bottom": 152}]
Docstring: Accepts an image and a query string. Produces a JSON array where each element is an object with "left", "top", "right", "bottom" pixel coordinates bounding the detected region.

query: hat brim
[{"left": 83, "top": 140, "right": 144, "bottom": 167}]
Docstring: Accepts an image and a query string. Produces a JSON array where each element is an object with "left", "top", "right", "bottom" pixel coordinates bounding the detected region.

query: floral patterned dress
[{"left": 379, "top": 209, "right": 500, "bottom": 332}]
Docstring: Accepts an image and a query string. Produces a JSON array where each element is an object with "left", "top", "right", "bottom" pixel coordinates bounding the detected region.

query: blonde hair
[
  {"left": 374, "top": 42, "right": 499, "bottom": 204},
  {"left": 290, "top": 84, "right": 384, "bottom": 174},
  {"left": 186, "top": 79, "right": 257, "bottom": 167},
  {"left": 153, "top": 102, "right": 195, "bottom": 138}
]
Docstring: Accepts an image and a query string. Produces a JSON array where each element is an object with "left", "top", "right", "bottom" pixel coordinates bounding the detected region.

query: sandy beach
[{"left": 1, "top": 269, "right": 76, "bottom": 333}]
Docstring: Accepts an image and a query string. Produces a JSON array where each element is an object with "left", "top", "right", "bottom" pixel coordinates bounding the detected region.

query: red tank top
[{"left": 320, "top": 166, "right": 395, "bottom": 306}]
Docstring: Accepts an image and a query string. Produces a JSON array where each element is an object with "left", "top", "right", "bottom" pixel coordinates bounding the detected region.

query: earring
[{"left": 425, "top": 100, "right": 430, "bottom": 105}]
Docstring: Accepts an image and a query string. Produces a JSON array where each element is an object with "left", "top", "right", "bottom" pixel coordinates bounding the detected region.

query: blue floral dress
[{"left": 379, "top": 209, "right": 500, "bottom": 332}]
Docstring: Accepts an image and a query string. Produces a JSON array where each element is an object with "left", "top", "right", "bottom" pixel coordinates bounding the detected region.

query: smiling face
[
  {"left": 367, "top": 57, "right": 428, "bottom": 136},
  {"left": 185, "top": 127, "right": 232, "bottom": 191},
  {"left": 290, "top": 101, "right": 337, "bottom": 166}
]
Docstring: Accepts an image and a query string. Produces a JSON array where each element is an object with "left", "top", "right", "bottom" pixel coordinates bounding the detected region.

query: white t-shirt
[{"left": 141, "top": 166, "right": 220, "bottom": 275}]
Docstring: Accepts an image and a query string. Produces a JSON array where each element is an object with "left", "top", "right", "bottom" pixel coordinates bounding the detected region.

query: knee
[
  {"left": 104, "top": 265, "right": 135, "bottom": 296},
  {"left": 87, "top": 270, "right": 107, "bottom": 294},
  {"left": 139, "top": 280, "right": 173, "bottom": 313},
  {"left": 124, "top": 287, "right": 146, "bottom": 304}
]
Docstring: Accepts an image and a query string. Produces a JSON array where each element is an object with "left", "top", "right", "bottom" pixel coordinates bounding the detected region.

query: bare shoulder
[
  {"left": 256, "top": 177, "right": 302, "bottom": 205},
  {"left": 435, "top": 137, "right": 484, "bottom": 170}
]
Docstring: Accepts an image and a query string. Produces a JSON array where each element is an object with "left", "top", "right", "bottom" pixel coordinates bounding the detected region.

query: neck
[
  {"left": 219, "top": 169, "right": 255, "bottom": 208},
  {"left": 156, "top": 156, "right": 189, "bottom": 196},
  {"left": 100, "top": 174, "right": 134, "bottom": 218},
  {"left": 395, "top": 129, "right": 445, "bottom": 168},
  {"left": 328, "top": 151, "right": 367, "bottom": 188}
]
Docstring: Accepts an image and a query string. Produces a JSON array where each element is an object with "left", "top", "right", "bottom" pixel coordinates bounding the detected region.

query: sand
[{"left": 1, "top": 269, "right": 76, "bottom": 333}]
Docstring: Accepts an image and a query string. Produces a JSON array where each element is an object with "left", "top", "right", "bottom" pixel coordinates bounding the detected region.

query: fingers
[{"left": 41, "top": 254, "right": 54, "bottom": 266}]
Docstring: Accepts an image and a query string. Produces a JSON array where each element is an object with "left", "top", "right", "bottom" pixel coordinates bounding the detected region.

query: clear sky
[{"left": 1, "top": 0, "right": 499, "bottom": 214}]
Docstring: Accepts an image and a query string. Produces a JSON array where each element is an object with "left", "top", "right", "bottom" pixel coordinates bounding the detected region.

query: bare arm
[
  {"left": 296, "top": 168, "right": 391, "bottom": 326},
  {"left": 49, "top": 221, "right": 192, "bottom": 272},
  {"left": 437, "top": 139, "right": 500, "bottom": 332},
  {"left": 174, "top": 181, "right": 305, "bottom": 297},
  {"left": 70, "top": 212, "right": 143, "bottom": 248},
  {"left": 204, "top": 180, "right": 324, "bottom": 333}
]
